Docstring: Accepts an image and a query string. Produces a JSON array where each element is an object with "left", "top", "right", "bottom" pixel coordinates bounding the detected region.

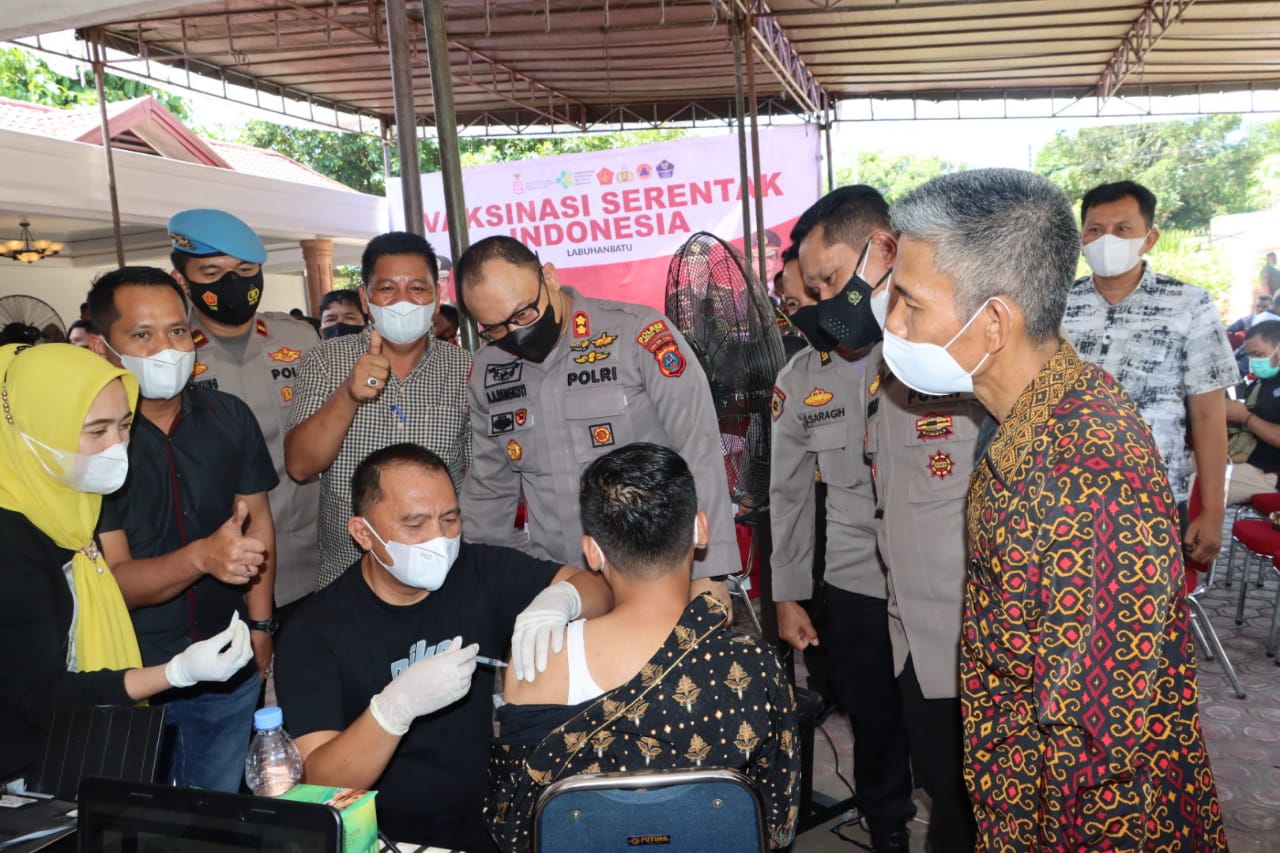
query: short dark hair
[
  {"left": 780, "top": 244, "right": 798, "bottom": 264},
  {"left": 1080, "top": 181, "right": 1158, "bottom": 229},
  {"left": 454, "top": 235, "right": 539, "bottom": 306},
  {"left": 69, "top": 319, "right": 95, "bottom": 334},
  {"left": 1256, "top": 294, "right": 1274, "bottom": 304},
  {"left": 792, "top": 185, "right": 890, "bottom": 249},
  {"left": 88, "top": 266, "right": 189, "bottom": 342},
  {"left": 319, "top": 289, "right": 364, "bottom": 316},
  {"left": 351, "top": 443, "right": 451, "bottom": 516},
  {"left": 1247, "top": 319, "right": 1280, "bottom": 347},
  {"left": 579, "top": 443, "right": 697, "bottom": 578},
  {"left": 438, "top": 303, "right": 459, "bottom": 325},
  {"left": 360, "top": 232, "right": 440, "bottom": 286}
]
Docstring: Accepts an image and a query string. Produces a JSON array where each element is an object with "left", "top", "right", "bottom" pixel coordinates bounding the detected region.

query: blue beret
[{"left": 167, "top": 209, "right": 267, "bottom": 264}]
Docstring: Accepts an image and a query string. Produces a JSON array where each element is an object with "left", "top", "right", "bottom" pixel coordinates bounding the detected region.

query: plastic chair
[
  {"left": 1186, "top": 473, "right": 1247, "bottom": 699},
  {"left": 1269, "top": 555, "right": 1280, "bottom": 665},
  {"left": 1224, "top": 492, "right": 1280, "bottom": 587},
  {"left": 1225, "top": 520, "right": 1280, "bottom": 627},
  {"left": 533, "top": 768, "right": 767, "bottom": 853}
]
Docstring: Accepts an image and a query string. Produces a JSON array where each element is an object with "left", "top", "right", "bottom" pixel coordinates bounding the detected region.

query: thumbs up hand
[
  {"left": 199, "top": 500, "right": 268, "bottom": 585},
  {"left": 345, "top": 329, "right": 391, "bottom": 404}
]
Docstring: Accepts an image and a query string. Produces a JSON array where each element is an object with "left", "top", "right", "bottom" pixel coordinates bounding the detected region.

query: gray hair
[{"left": 890, "top": 168, "right": 1078, "bottom": 343}]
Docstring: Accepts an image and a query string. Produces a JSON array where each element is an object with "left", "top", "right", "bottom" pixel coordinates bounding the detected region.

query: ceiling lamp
[{"left": 1, "top": 220, "right": 63, "bottom": 264}]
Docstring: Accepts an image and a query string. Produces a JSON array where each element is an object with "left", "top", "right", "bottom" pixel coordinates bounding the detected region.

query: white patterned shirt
[
  {"left": 287, "top": 328, "right": 472, "bottom": 587},
  {"left": 1062, "top": 264, "right": 1238, "bottom": 503}
]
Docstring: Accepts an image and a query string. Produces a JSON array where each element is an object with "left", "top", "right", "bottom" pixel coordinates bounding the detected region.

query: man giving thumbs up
[
  {"left": 286, "top": 232, "right": 472, "bottom": 589},
  {"left": 90, "top": 265, "right": 279, "bottom": 793}
]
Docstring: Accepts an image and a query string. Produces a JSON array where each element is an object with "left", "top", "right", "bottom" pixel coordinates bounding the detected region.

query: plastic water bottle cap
[{"left": 254, "top": 706, "right": 284, "bottom": 731}]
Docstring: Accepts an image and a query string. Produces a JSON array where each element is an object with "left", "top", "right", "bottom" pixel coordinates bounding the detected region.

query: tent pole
[
  {"left": 824, "top": 107, "right": 835, "bottom": 192},
  {"left": 744, "top": 11, "right": 768, "bottom": 288},
  {"left": 90, "top": 35, "right": 126, "bottom": 268},
  {"left": 731, "top": 16, "right": 753, "bottom": 274},
  {"left": 385, "top": 0, "right": 423, "bottom": 236},
  {"left": 422, "top": 0, "right": 476, "bottom": 353}
]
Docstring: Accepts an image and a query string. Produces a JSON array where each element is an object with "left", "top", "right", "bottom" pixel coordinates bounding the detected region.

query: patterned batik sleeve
[
  {"left": 1182, "top": 288, "right": 1240, "bottom": 397},
  {"left": 756, "top": 647, "right": 801, "bottom": 849},
  {"left": 1031, "top": 413, "right": 1180, "bottom": 847}
]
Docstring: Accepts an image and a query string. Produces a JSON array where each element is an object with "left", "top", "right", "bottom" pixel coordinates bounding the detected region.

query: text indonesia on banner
[{"left": 388, "top": 126, "right": 822, "bottom": 312}]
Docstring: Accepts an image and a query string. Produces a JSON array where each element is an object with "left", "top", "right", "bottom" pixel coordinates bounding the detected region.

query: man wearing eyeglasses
[
  {"left": 285, "top": 232, "right": 472, "bottom": 589},
  {"left": 455, "top": 235, "right": 737, "bottom": 625}
]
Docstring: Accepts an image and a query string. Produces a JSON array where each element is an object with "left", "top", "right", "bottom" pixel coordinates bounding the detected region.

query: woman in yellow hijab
[{"left": 0, "top": 343, "right": 252, "bottom": 784}]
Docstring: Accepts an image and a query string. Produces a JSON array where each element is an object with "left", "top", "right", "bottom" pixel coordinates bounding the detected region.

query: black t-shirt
[
  {"left": 0, "top": 508, "right": 131, "bottom": 781},
  {"left": 99, "top": 387, "right": 277, "bottom": 664},
  {"left": 274, "top": 543, "right": 560, "bottom": 850},
  {"left": 1247, "top": 374, "right": 1280, "bottom": 474}
]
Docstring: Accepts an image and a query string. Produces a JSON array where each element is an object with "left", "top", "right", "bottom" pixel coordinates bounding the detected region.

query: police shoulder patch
[
  {"left": 191, "top": 329, "right": 209, "bottom": 350},
  {"left": 573, "top": 311, "right": 590, "bottom": 338},
  {"left": 771, "top": 386, "right": 786, "bottom": 421},
  {"left": 255, "top": 318, "right": 269, "bottom": 337}
]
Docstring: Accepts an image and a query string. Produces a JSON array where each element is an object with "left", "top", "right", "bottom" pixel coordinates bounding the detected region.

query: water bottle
[{"left": 244, "top": 706, "right": 303, "bottom": 797}]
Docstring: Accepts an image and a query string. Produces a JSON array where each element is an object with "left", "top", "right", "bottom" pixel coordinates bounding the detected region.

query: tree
[
  {"left": 1035, "top": 116, "right": 1261, "bottom": 231},
  {"left": 237, "top": 120, "right": 386, "bottom": 194},
  {"left": 0, "top": 46, "right": 190, "bottom": 119},
  {"left": 236, "top": 122, "right": 686, "bottom": 195},
  {"left": 836, "top": 152, "right": 969, "bottom": 203}
]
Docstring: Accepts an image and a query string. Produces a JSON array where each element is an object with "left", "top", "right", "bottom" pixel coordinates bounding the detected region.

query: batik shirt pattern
[
  {"left": 484, "top": 594, "right": 800, "bottom": 850},
  {"left": 963, "top": 343, "right": 1225, "bottom": 851},
  {"left": 1062, "top": 265, "right": 1238, "bottom": 504}
]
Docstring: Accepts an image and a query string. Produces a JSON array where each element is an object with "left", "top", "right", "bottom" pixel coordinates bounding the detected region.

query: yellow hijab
[{"left": 0, "top": 343, "right": 143, "bottom": 674}]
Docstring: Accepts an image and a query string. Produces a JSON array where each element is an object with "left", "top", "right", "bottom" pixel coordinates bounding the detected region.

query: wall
[{"left": 0, "top": 261, "right": 307, "bottom": 327}]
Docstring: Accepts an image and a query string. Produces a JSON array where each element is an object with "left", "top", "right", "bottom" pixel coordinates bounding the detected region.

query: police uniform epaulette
[
  {"left": 191, "top": 329, "right": 209, "bottom": 349},
  {"left": 256, "top": 318, "right": 269, "bottom": 337}
]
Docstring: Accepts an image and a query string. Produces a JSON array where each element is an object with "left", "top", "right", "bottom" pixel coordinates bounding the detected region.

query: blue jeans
[{"left": 164, "top": 669, "right": 258, "bottom": 792}]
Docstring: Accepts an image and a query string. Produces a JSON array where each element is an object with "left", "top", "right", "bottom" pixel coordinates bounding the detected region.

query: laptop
[{"left": 76, "top": 778, "right": 343, "bottom": 853}]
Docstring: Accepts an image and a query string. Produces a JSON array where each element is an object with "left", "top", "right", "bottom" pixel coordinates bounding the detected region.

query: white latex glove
[
  {"left": 511, "top": 581, "right": 582, "bottom": 682},
  {"left": 164, "top": 613, "right": 253, "bottom": 688},
  {"left": 369, "top": 636, "right": 478, "bottom": 736}
]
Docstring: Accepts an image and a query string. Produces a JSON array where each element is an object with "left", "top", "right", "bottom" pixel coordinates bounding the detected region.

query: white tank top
[{"left": 565, "top": 619, "right": 606, "bottom": 705}]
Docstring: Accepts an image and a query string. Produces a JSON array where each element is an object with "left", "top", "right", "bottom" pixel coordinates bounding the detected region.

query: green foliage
[
  {"left": 238, "top": 120, "right": 386, "bottom": 194},
  {"left": 235, "top": 123, "right": 686, "bottom": 195},
  {"left": 1035, "top": 116, "right": 1263, "bottom": 231},
  {"left": 1146, "top": 228, "right": 1234, "bottom": 299},
  {"left": 835, "top": 152, "right": 969, "bottom": 203},
  {"left": 0, "top": 46, "right": 190, "bottom": 119}
]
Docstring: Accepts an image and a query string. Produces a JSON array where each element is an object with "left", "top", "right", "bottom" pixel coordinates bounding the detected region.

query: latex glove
[
  {"left": 511, "top": 581, "right": 582, "bottom": 682},
  {"left": 164, "top": 613, "right": 253, "bottom": 688},
  {"left": 369, "top": 636, "right": 478, "bottom": 736}
]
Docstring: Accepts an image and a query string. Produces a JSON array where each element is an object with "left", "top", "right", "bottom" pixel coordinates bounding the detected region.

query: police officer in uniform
[
  {"left": 797, "top": 186, "right": 981, "bottom": 852},
  {"left": 455, "top": 235, "right": 735, "bottom": 613},
  {"left": 770, "top": 333, "right": 916, "bottom": 849},
  {"left": 168, "top": 210, "right": 321, "bottom": 612}
]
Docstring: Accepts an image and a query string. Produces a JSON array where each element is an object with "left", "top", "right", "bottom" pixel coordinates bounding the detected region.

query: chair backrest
[
  {"left": 533, "top": 768, "right": 767, "bottom": 853},
  {"left": 1184, "top": 461, "right": 1233, "bottom": 591}
]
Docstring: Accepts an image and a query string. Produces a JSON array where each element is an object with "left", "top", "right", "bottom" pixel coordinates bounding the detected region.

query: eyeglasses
[{"left": 478, "top": 272, "right": 547, "bottom": 342}]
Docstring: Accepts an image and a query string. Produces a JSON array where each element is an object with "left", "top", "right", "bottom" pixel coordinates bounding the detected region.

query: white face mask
[
  {"left": 105, "top": 342, "right": 195, "bottom": 400},
  {"left": 363, "top": 519, "right": 459, "bottom": 591},
  {"left": 23, "top": 434, "right": 130, "bottom": 495},
  {"left": 1081, "top": 234, "right": 1146, "bottom": 278},
  {"left": 882, "top": 298, "right": 1004, "bottom": 397},
  {"left": 870, "top": 287, "right": 889, "bottom": 329},
  {"left": 368, "top": 300, "right": 436, "bottom": 345}
]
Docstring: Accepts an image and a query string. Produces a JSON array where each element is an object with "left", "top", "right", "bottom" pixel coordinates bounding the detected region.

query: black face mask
[
  {"left": 816, "top": 269, "right": 882, "bottom": 351},
  {"left": 322, "top": 322, "right": 365, "bottom": 340},
  {"left": 788, "top": 305, "right": 841, "bottom": 352},
  {"left": 494, "top": 300, "right": 561, "bottom": 363},
  {"left": 189, "top": 269, "right": 264, "bottom": 327}
]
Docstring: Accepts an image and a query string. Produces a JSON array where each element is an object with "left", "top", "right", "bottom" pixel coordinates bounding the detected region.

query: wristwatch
[{"left": 246, "top": 616, "right": 278, "bottom": 635}]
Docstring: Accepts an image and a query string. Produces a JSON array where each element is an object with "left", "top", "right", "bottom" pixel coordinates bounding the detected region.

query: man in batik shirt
[
  {"left": 881, "top": 169, "right": 1224, "bottom": 850},
  {"left": 484, "top": 443, "right": 799, "bottom": 851}
]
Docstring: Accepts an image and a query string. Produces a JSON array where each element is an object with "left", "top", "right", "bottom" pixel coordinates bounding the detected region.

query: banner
[{"left": 388, "top": 126, "right": 822, "bottom": 311}]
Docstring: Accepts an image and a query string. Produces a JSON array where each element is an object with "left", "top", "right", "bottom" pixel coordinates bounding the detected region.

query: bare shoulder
[{"left": 502, "top": 640, "right": 570, "bottom": 706}]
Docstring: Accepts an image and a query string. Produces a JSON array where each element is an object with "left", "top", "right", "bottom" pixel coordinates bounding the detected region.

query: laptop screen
[{"left": 77, "top": 778, "right": 342, "bottom": 853}]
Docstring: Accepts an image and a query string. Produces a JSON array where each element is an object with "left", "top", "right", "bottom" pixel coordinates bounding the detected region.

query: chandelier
[{"left": 1, "top": 220, "right": 63, "bottom": 264}]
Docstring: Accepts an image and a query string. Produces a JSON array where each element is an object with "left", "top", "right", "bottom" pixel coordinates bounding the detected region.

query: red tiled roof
[{"left": 0, "top": 95, "right": 356, "bottom": 192}]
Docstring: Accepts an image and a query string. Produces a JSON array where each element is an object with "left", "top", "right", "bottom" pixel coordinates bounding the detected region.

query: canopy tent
[{"left": 8, "top": 1, "right": 1279, "bottom": 133}]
